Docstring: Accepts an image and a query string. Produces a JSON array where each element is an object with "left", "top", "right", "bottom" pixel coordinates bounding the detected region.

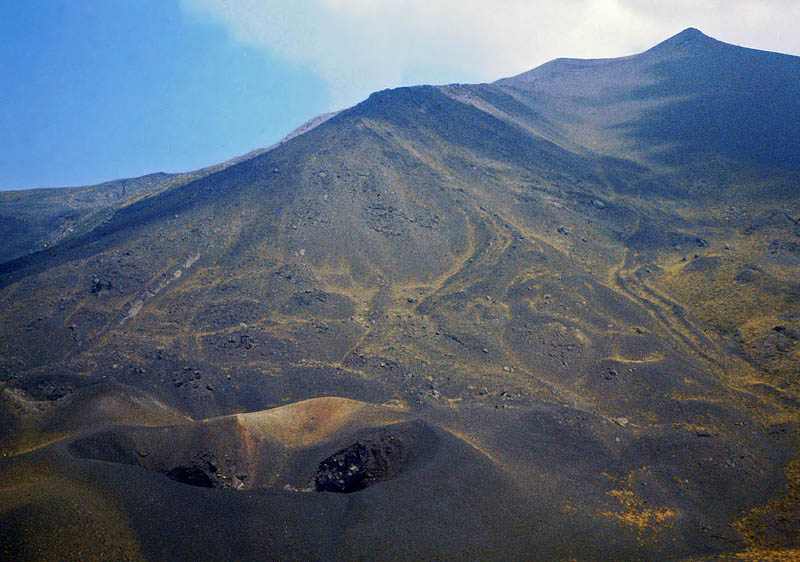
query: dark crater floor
[{"left": 314, "top": 421, "right": 437, "bottom": 493}]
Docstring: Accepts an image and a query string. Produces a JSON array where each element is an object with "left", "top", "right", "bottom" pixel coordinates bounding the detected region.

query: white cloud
[{"left": 181, "top": 0, "right": 800, "bottom": 109}]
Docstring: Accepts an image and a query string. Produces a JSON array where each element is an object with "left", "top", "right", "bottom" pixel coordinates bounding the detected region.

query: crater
[
  {"left": 313, "top": 421, "right": 437, "bottom": 493},
  {"left": 68, "top": 397, "right": 434, "bottom": 492}
]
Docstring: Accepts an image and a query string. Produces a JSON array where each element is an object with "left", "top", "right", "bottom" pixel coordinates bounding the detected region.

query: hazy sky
[{"left": 2, "top": 1, "right": 799, "bottom": 190}]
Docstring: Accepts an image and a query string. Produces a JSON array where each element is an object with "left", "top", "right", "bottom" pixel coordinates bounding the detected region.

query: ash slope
[{"left": 1, "top": 28, "right": 800, "bottom": 561}]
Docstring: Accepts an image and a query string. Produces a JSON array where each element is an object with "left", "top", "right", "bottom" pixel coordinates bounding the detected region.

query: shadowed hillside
[{"left": 1, "top": 28, "right": 799, "bottom": 561}]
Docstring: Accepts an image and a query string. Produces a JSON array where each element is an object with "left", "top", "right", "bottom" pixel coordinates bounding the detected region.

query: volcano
[{"left": 1, "top": 28, "right": 800, "bottom": 561}]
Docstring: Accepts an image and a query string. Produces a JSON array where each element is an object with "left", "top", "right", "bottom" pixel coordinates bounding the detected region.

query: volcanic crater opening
[
  {"left": 67, "top": 398, "right": 438, "bottom": 493},
  {"left": 313, "top": 424, "right": 434, "bottom": 493}
]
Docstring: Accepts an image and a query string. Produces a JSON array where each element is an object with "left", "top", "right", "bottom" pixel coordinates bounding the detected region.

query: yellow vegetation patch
[
  {"left": 599, "top": 466, "right": 678, "bottom": 538},
  {"left": 664, "top": 255, "right": 793, "bottom": 335},
  {"left": 731, "top": 457, "right": 800, "bottom": 555},
  {"left": 675, "top": 422, "right": 719, "bottom": 437},
  {"left": 700, "top": 547, "right": 800, "bottom": 561},
  {"left": 737, "top": 315, "right": 783, "bottom": 343},
  {"left": 604, "top": 352, "right": 665, "bottom": 364},
  {"left": 601, "top": 489, "right": 678, "bottom": 532},
  {"left": 381, "top": 398, "right": 409, "bottom": 411}
]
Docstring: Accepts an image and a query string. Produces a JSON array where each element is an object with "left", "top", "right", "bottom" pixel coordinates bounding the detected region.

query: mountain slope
[
  {"left": 0, "top": 112, "right": 337, "bottom": 266},
  {"left": 496, "top": 27, "right": 800, "bottom": 172},
  {"left": 1, "top": 29, "right": 799, "bottom": 561}
]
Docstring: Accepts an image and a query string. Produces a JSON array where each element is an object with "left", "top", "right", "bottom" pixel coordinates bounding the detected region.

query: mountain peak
[
  {"left": 673, "top": 27, "right": 706, "bottom": 39},
  {"left": 647, "top": 27, "right": 718, "bottom": 54}
]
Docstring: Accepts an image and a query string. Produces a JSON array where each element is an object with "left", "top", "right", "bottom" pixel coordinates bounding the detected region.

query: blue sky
[
  {"left": 0, "top": 1, "right": 326, "bottom": 190},
  {"left": 2, "top": 1, "right": 799, "bottom": 190}
]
